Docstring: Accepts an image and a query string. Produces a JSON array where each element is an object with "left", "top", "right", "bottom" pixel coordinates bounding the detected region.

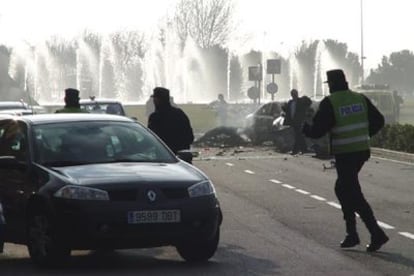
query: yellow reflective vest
[{"left": 328, "top": 90, "right": 370, "bottom": 154}]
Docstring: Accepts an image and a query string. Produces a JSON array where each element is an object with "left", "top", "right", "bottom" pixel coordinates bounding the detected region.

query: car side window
[
  {"left": 258, "top": 104, "right": 270, "bottom": 116},
  {"left": 0, "top": 120, "right": 28, "bottom": 161},
  {"left": 271, "top": 103, "right": 281, "bottom": 117}
]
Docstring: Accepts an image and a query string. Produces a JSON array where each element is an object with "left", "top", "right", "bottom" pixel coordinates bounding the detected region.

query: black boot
[
  {"left": 340, "top": 234, "right": 360, "bottom": 248},
  {"left": 362, "top": 216, "right": 389, "bottom": 252},
  {"left": 366, "top": 231, "right": 389, "bottom": 252},
  {"left": 341, "top": 220, "right": 359, "bottom": 248}
]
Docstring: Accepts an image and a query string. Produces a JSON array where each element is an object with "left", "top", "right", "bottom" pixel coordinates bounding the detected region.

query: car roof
[
  {"left": 0, "top": 109, "right": 33, "bottom": 115},
  {"left": 79, "top": 98, "right": 123, "bottom": 104},
  {"left": 0, "top": 101, "right": 28, "bottom": 107},
  {"left": 0, "top": 113, "right": 135, "bottom": 125}
]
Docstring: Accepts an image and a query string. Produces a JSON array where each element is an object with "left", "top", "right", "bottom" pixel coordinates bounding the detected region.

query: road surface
[{"left": 1, "top": 147, "right": 413, "bottom": 275}]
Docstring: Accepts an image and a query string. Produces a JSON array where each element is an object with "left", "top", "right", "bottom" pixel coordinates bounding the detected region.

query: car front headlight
[
  {"left": 54, "top": 185, "right": 109, "bottom": 201},
  {"left": 188, "top": 180, "right": 216, "bottom": 198}
]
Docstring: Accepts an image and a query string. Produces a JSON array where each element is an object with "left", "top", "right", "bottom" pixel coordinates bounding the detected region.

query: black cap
[
  {"left": 151, "top": 87, "right": 170, "bottom": 100},
  {"left": 325, "top": 69, "right": 347, "bottom": 85},
  {"left": 65, "top": 88, "right": 80, "bottom": 98}
]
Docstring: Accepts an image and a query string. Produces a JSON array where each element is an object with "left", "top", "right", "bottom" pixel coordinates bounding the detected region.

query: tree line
[{"left": 1, "top": 0, "right": 413, "bottom": 103}]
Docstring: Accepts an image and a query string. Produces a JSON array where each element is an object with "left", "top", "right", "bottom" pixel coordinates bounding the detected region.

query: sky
[{"left": 0, "top": 0, "right": 413, "bottom": 72}]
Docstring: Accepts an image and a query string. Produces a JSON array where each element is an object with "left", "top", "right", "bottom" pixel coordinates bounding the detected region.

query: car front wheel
[
  {"left": 176, "top": 227, "right": 219, "bottom": 262},
  {"left": 27, "top": 213, "right": 70, "bottom": 267}
]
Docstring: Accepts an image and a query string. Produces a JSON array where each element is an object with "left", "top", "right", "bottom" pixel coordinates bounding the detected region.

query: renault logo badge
[{"left": 147, "top": 190, "right": 157, "bottom": 202}]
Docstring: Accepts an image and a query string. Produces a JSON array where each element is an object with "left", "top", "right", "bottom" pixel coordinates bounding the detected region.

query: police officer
[
  {"left": 55, "top": 88, "right": 88, "bottom": 113},
  {"left": 302, "top": 69, "right": 389, "bottom": 252},
  {"left": 148, "top": 87, "right": 194, "bottom": 156}
]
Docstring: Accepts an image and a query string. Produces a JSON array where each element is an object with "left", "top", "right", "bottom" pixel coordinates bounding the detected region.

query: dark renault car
[{"left": 0, "top": 114, "right": 222, "bottom": 266}]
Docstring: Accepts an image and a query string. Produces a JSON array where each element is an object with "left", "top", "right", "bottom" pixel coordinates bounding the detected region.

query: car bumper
[{"left": 52, "top": 196, "right": 222, "bottom": 250}]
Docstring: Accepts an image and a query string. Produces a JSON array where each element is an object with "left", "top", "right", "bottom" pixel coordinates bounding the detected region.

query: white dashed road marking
[
  {"left": 223, "top": 164, "right": 413, "bottom": 243},
  {"left": 310, "top": 195, "right": 326, "bottom": 201},
  {"left": 244, "top": 170, "right": 255, "bottom": 175},
  {"left": 399, "top": 232, "right": 414, "bottom": 240},
  {"left": 377, "top": 221, "right": 395, "bottom": 230},
  {"left": 327, "top": 201, "right": 342, "bottom": 209},
  {"left": 282, "top": 184, "right": 296, "bottom": 189},
  {"left": 295, "top": 189, "right": 310, "bottom": 195}
]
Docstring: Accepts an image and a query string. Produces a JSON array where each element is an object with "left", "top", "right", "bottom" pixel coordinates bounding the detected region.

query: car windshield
[
  {"left": 32, "top": 121, "right": 176, "bottom": 166},
  {"left": 80, "top": 103, "right": 125, "bottom": 115}
]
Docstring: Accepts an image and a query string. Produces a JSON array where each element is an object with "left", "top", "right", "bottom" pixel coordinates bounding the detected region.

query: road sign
[
  {"left": 248, "top": 66, "right": 262, "bottom": 81},
  {"left": 267, "top": 59, "right": 281, "bottom": 74},
  {"left": 266, "top": 82, "right": 278, "bottom": 94},
  {"left": 247, "top": 87, "right": 259, "bottom": 100}
]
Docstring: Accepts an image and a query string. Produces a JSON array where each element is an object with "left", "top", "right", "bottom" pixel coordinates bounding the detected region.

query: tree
[
  {"left": 324, "top": 39, "right": 361, "bottom": 86},
  {"left": 173, "top": 0, "right": 234, "bottom": 49},
  {"left": 229, "top": 54, "right": 243, "bottom": 101},
  {"left": 110, "top": 30, "right": 147, "bottom": 100},
  {"left": 294, "top": 40, "right": 319, "bottom": 95},
  {"left": 367, "top": 50, "right": 414, "bottom": 94},
  {"left": 292, "top": 40, "right": 361, "bottom": 96}
]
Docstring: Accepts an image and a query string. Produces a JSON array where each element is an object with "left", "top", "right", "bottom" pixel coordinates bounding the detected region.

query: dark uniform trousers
[
  {"left": 292, "top": 122, "right": 307, "bottom": 153},
  {"left": 334, "top": 154, "right": 384, "bottom": 237}
]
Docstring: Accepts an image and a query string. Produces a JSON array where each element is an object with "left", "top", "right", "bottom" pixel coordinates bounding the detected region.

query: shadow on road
[
  {"left": 343, "top": 248, "right": 414, "bottom": 271},
  {"left": 0, "top": 244, "right": 279, "bottom": 275}
]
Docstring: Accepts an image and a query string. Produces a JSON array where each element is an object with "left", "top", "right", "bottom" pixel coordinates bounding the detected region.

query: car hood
[{"left": 50, "top": 162, "right": 205, "bottom": 186}]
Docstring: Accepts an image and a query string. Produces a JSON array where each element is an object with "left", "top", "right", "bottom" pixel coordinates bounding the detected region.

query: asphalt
[{"left": 193, "top": 145, "right": 414, "bottom": 164}]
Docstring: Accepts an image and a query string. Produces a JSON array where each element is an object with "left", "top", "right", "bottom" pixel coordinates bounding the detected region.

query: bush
[{"left": 371, "top": 124, "right": 414, "bottom": 153}]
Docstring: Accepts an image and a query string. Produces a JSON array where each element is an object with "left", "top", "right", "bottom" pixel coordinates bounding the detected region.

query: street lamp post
[{"left": 360, "top": 0, "right": 365, "bottom": 85}]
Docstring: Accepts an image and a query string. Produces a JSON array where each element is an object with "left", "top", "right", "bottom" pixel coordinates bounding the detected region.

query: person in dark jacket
[
  {"left": 302, "top": 69, "right": 389, "bottom": 252},
  {"left": 55, "top": 88, "right": 88, "bottom": 113},
  {"left": 148, "top": 87, "right": 194, "bottom": 155},
  {"left": 282, "top": 89, "right": 312, "bottom": 154}
]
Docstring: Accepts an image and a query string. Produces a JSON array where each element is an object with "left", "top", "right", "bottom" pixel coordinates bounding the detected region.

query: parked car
[
  {"left": 355, "top": 85, "right": 398, "bottom": 124},
  {"left": 0, "top": 114, "right": 222, "bottom": 266},
  {"left": 0, "top": 101, "right": 33, "bottom": 116},
  {"left": 0, "top": 101, "right": 47, "bottom": 116},
  {"left": 79, "top": 97, "right": 127, "bottom": 116}
]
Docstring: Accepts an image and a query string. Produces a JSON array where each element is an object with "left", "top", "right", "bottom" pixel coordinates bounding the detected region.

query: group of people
[
  {"left": 56, "top": 68, "right": 389, "bottom": 252},
  {"left": 56, "top": 87, "right": 195, "bottom": 159}
]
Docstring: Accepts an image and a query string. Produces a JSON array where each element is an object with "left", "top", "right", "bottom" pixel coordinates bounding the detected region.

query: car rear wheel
[
  {"left": 176, "top": 227, "right": 219, "bottom": 262},
  {"left": 27, "top": 213, "right": 70, "bottom": 267}
]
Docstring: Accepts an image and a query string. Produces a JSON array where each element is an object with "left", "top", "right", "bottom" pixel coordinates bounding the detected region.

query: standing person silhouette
[
  {"left": 209, "top": 93, "right": 228, "bottom": 126},
  {"left": 55, "top": 88, "right": 88, "bottom": 113},
  {"left": 282, "top": 89, "right": 312, "bottom": 154},
  {"left": 147, "top": 87, "right": 194, "bottom": 157},
  {"left": 303, "top": 69, "right": 389, "bottom": 252}
]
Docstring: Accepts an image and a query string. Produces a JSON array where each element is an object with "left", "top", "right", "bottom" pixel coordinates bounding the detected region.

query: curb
[{"left": 371, "top": 147, "right": 414, "bottom": 164}]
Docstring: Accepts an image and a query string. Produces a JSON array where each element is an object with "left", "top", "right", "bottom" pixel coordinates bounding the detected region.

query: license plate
[{"left": 127, "top": 209, "right": 181, "bottom": 224}]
